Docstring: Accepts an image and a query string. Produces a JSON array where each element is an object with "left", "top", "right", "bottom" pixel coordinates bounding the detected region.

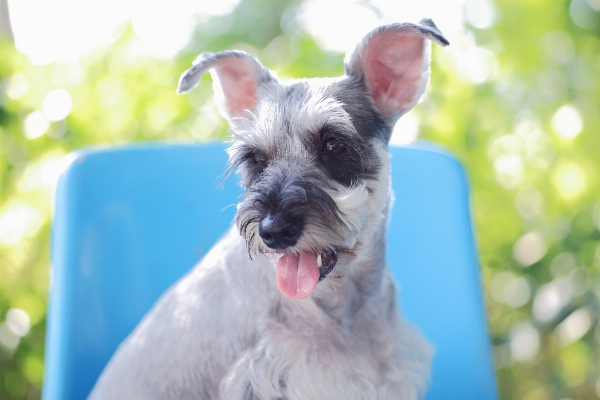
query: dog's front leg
[
  {"left": 375, "top": 320, "right": 433, "bottom": 400},
  {"left": 219, "top": 339, "right": 289, "bottom": 400},
  {"left": 218, "top": 349, "right": 265, "bottom": 400}
]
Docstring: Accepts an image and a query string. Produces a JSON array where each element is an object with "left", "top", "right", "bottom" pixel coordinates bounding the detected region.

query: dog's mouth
[
  {"left": 275, "top": 248, "right": 338, "bottom": 300},
  {"left": 317, "top": 248, "right": 338, "bottom": 281}
]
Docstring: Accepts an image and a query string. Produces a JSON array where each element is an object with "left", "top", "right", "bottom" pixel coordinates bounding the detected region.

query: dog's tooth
[{"left": 317, "top": 254, "right": 322, "bottom": 268}]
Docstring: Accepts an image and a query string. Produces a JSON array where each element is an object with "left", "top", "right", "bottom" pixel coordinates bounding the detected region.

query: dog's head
[{"left": 178, "top": 20, "right": 448, "bottom": 299}]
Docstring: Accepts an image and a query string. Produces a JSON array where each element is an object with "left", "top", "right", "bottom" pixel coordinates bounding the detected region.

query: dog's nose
[{"left": 259, "top": 214, "right": 302, "bottom": 249}]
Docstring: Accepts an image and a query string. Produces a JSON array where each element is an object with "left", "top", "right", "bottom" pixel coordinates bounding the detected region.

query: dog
[{"left": 89, "top": 19, "right": 449, "bottom": 400}]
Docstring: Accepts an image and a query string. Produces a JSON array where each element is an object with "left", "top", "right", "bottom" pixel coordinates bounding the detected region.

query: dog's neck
[{"left": 315, "top": 191, "right": 390, "bottom": 324}]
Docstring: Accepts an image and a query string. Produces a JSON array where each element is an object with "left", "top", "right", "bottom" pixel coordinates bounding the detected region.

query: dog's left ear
[
  {"left": 345, "top": 19, "right": 449, "bottom": 124},
  {"left": 177, "top": 50, "right": 276, "bottom": 119}
]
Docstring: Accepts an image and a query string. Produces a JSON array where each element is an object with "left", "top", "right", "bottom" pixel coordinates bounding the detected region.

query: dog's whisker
[{"left": 220, "top": 203, "right": 238, "bottom": 213}]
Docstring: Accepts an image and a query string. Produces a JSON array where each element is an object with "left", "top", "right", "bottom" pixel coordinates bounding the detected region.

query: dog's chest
[{"left": 216, "top": 281, "right": 395, "bottom": 399}]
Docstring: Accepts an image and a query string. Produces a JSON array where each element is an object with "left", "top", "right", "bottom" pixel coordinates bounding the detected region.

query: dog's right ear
[
  {"left": 345, "top": 19, "right": 449, "bottom": 125},
  {"left": 177, "top": 50, "right": 276, "bottom": 119}
]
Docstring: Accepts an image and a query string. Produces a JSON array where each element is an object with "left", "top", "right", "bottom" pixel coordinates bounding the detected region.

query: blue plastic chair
[{"left": 43, "top": 142, "right": 497, "bottom": 399}]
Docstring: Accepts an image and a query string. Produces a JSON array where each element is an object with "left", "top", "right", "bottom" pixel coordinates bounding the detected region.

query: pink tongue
[{"left": 276, "top": 252, "right": 320, "bottom": 299}]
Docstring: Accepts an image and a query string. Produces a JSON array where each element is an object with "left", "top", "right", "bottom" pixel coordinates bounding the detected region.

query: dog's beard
[{"left": 236, "top": 205, "right": 366, "bottom": 300}]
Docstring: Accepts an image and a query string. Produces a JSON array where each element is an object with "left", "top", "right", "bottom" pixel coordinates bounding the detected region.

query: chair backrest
[{"left": 43, "top": 142, "right": 497, "bottom": 400}]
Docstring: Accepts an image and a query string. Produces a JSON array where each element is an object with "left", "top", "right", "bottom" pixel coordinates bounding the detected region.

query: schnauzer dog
[{"left": 90, "top": 19, "right": 449, "bottom": 400}]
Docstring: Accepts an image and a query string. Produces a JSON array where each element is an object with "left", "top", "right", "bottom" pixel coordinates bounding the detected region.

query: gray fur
[{"left": 89, "top": 20, "right": 448, "bottom": 400}]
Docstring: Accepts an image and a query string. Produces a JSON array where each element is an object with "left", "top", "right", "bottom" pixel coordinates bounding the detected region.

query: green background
[{"left": 1, "top": 0, "right": 599, "bottom": 399}]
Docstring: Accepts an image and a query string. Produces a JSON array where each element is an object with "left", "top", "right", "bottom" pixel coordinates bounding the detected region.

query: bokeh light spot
[
  {"left": 6, "top": 309, "right": 30, "bottom": 338},
  {"left": 552, "top": 104, "right": 583, "bottom": 139},
  {"left": 43, "top": 89, "right": 73, "bottom": 122},
  {"left": 552, "top": 162, "right": 587, "bottom": 201},
  {"left": 22, "top": 355, "right": 45, "bottom": 387},
  {"left": 555, "top": 308, "right": 591, "bottom": 346},
  {"left": 464, "top": 0, "right": 498, "bottom": 29},
  {"left": 8, "top": 0, "right": 131, "bottom": 65},
  {"left": 458, "top": 46, "right": 497, "bottom": 84},
  {"left": 491, "top": 272, "right": 531, "bottom": 308},
  {"left": 570, "top": 0, "right": 599, "bottom": 29},
  {"left": 559, "top": 341, "right": 591, "bottom": 387},
  {"left": 513, "top": 231, "right": 547, "bottom": 267},
  {"left": 510, "top": 321, "right": 540, "bottom": 361},
  {"left": 539, "top": 31, "right": 575, "bottom": 65},
  {"left": 533, "top": 278, "right": 573, "bottom": 323},
  {"left": 108, "top": 113, "right": 139, "bottom": 143},
  {"left": 550, "top": 252, "right": 577, "bottom": 277},
  {"left": 515, "top": 187, "right": 544, "bottom": 220},
  {"left": 5, "top": 72, "right": 29, "bottom": 99},
  {"left": 191, "top": 105, "right": 223, "bottom": 140},
  {"left": 131, "top": 5, "right": 195, "bottom": 60},
  {"left": 147, "top": 102, "right": 177, "bottom": 133},
  {"left": 390, "top": 112, "right": 419, "bottom": 146},
  {"left": 298, "top": 0, "right": 378, "bottom": 53},
  {"left": 23, "top": 111, "right": 49, "bottom": 140},
  {"left": 494, "top": 154, "right": 524, "bottom": 189},
  {"left": 0, "top": 202, "right": 43, "bottom": 246},
  {"left": 97, "top": 76, "right": 125, "bottom": 109},
  {"left": 0, "top": 321, "right": 20, "bottom": 352}
]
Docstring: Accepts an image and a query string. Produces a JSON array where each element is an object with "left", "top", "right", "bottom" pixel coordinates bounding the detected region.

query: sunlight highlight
[
  {"left": 510, "top": 322, "right": 539, "bottom": 362},
  {"left": 43, "top": 89, "right": 73, "bottom": 122},
  {"left": 5, "top": 72, "right": 28, "bottom": 99},
  {"left": 491, "top": 272, "right": 531, "bottom": 308},
  {"left": 298, "top": 0, "right": 378, "bottom": 53},
  {"left": 553, "top": 162, "right": 587, "bottom": 201},
  {"left": 299, "top": 0, "right": 467, "bottom": 54},
  {"left": 555, "top": 308, "right": 591, "bottom": 346},
  {"left": 8, "top": 0, "right": 242, "bottom": 64},
  {"left": 515, "top": 187, "right": 544, "bottom": 219},
  {"left": 390, "top": 112, "right": 419, "bottom": 146},
  {"left": 23, "top": 111, "right": 49, "bottom": 140},
  {"left": 494, "top": 154, "right": 524, "bottom": 189},
  {"left": 6, "top": 309, "right": 30, "bottom": 338},
  {"left": 458, "top": 46, "right": 497, "bottom": 84},
  {"left": 464, "top": 0, "right": 498, "bottom": 29},
  {"left": 0, "top": 322, "right": 20, "bottom": 352},
  {"left": 9, "top": 1, "right": 130, "bottom": 65},
  {"left": 533, "top": 278, "right": 573, "bottom": 323},
  {"left": 551, "top": 104, "right": 583, "bottom": 139},
  {"left": 131, "top": 3, "right": 196, "bottom": 60},
  {"left": 0, "top": 202, "right": 43, "bottom": 246},
  {"left": 513, "top": 231, "right": 547, "bottom": 267}
]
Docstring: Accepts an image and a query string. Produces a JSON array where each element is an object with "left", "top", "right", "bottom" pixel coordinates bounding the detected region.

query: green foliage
[
  {"left": 0, "top": 0, "right": 599, "bottom": 399},
  {"left": 422, "top": 1, "right": 600, "bottom": 399}
]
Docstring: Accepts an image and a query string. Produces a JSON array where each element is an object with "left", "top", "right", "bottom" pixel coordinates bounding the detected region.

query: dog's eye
[
  {"left": 252, "top": 153, "right": 267, "bottom": 166},
  {"left": 323, "top": 138, "right": 346, "bottom": 156}
]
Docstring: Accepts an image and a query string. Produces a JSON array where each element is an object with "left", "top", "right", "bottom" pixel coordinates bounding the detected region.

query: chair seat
[{"left": 43, "top": 141, "right": 497, "bottom": 399}]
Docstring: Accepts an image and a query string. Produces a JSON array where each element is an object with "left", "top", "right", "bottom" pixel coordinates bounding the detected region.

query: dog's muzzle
[{"left": 256, "top": 212, "right": 339, "bottom": 299}]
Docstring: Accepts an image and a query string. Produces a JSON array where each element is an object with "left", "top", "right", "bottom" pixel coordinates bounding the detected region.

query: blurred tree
[{"left": 419, "top": 1, "right": 600, "bottom": 399}]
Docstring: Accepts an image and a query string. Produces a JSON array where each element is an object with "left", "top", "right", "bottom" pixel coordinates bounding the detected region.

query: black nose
[{"left": 259, "top": 214, "right": 302, "bottom": 249}]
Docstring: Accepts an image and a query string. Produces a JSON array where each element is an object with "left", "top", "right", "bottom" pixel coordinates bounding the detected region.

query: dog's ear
[
  {"left": 345, "top": 19, "right": 449, "bottom": 123},
  {"left": 177, "top": 50, "right": 276, "bottom": 119}
]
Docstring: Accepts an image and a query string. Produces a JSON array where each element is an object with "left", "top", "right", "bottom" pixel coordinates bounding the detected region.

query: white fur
[{"left": 333, "top": 182, "right": 369, "bottom": 213}]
